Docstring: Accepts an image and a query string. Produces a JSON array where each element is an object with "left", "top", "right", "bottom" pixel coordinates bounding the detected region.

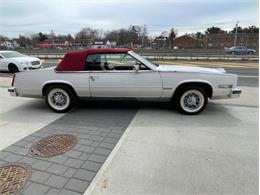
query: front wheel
[
  {"left": 45, "top": 85, "right": 76, "bottom": 113},
  {"left": 8, "top": 64, "right": 19, "bottom": 73},
  {"left": 175, "top": 87, "right": 208, "bottom": 115}
]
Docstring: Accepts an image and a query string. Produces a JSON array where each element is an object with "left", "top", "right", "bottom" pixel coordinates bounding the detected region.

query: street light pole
[
  {"left": 51, "top": 30, "right": 54, "bottom": 47},
  {"left": 234, "top": 21, "right": 239, "bottom": 46}
]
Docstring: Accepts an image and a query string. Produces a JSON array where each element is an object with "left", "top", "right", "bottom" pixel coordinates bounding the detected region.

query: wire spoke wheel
[
  {"left": 47, "top": 88, "right": 70, "bottom": 111},
  {"left": 178, "top": 87, "right": 207, "bottom": 114}
]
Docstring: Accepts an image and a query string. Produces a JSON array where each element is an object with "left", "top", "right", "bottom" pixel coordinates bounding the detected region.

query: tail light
[{"left": 11, "top": 74, "right": 16, "bottom": 86}]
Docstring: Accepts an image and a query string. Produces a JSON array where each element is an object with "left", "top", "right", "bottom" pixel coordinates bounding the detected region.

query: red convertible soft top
[{"left": 56, "top": 48, "right": 130, "bottom": 71}]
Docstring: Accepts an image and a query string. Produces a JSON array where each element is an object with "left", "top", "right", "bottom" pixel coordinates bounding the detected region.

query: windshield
[
  {"left": 128, "top": 51, "right": 158, "bottom": 69},
  {"left": 1, "top": 51, "right": 25, "bottom": 58}
]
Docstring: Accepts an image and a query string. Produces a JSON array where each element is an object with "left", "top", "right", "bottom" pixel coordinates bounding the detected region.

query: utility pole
[
  {"left": 234, "top": 21, "right": 239, "bottom": 46},
  {"left": 51, "top": 30, "right": 54, "bottom": 46}
]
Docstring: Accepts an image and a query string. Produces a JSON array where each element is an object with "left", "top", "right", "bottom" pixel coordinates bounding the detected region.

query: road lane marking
[{"left": 238, "top": 75, "right": 259, "bottom": 78}]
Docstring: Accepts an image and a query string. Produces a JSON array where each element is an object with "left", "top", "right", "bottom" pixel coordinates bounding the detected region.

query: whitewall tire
[
  {"left": 45, "top": 85, "right": 75, "bottom": 113},
  {"left": 176, "top": 86, "right": 208, "bottom": 115}
]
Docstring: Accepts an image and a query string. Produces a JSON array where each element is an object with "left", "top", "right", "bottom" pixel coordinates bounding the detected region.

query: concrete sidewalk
[
  {"left": 0, "top": 78, "right": 65, "bottom": 150},
  {"left": 85, "top": 87, "right": 258, "bottom": 195}
]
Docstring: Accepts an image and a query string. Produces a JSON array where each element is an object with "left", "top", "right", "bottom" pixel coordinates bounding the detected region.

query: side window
[
  {"left": 85, "top": 53, "right": 151, "bottom": 71},
  {"left": 85, "top": 54, "right": 105, "bottom": 71},
  {"left": 106, "top": 54, "right": 135, "bottom": 70},
  {"left": 105, "top": 53, "right": 150, "bottom": 71}
]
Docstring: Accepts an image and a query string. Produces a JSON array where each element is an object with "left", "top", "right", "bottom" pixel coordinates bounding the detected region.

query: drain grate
[
  {"left": 30, "top": 134, "right": 77, "bottom": 157},
  {"left": 0, "top": 163, "right": 31, "bottom": 195}
]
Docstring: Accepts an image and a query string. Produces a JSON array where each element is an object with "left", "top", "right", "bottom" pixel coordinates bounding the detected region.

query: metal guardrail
[
  {"left": 27, "top": 53, "right": 259, "bottom": 61},
  {"left": 143, "top": 54, "right": 259, "bottom": 61}
]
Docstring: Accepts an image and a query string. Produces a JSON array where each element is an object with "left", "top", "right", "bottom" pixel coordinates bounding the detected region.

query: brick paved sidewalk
[{"left": 0, "top": 104, "right": 137, "bottom": 195}]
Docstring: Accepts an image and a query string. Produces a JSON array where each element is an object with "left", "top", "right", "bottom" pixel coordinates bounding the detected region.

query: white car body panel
[
  {"left": 14, "top": 68, "right": 90, "bottom": 98},
  {"left": 159, "top": 71, "right": 238, "bottom": 99},
  {"left": 9, "top": 51, "right": 240, "bottom": 102},
  {"left": 156, "top": 65, "right": 224, "bottom": 74},
  {"left": 89, "top": 70, "right": 162, "bottom": 98}
]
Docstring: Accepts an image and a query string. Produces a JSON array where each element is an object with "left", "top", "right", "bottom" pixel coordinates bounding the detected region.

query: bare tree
[
  {"left": 105, "top": 30, "right": 119, "bottom": 42},
  {"left": 104, "top": 25, "right": 149, "bottom": 48},
  {"left": 160, "top": 31, "right": 169, "bottom": 37},
  {"left": 75, "top": 28, "right": 99, "bottom": 43},
  {"left": 16, "top": 35, "right": 32, "bottom": 48}
]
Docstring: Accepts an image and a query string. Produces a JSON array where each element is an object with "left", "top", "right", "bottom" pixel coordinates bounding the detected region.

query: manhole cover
[
  {"left": 30, "top": 134, "right": 77, "bottom": 157},
  {"left": 0, "top": 163, "right": 31, "bottom": 195}
]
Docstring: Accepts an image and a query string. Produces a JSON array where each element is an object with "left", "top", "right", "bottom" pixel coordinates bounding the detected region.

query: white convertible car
[
  {"left": 0, "top": 50, "right": 42, "bottom": 72},
  {"left": 8, "top": 48, "right": 241, "bottom": 114}
]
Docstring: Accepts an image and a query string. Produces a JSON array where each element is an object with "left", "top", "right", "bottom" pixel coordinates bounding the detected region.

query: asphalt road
[
  {"left": 0, "top": 62, "right": 258, "bottom": 87},
  {"left": 225, "top": 67, "right": 258, "bottom": 87}
]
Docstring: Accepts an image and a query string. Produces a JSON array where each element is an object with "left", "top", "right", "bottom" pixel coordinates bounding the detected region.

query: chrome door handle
[{"left": 90, "top": 76, "right": 99, "bottom": 81}]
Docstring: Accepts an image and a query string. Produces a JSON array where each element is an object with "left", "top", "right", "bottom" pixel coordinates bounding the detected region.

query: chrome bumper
[
  {"left": 8, "top": 87, "right": 18, "bottom": 96},
  {"left": 212, "top": 88, "right": 242, "bottom": 99}
]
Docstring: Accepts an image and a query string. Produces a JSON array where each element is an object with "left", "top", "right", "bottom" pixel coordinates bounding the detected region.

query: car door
[
  {"left": 236, "top": 46, "right": 246, "bottom": 54},
  {"left": 239, "top": 46, "right": 246, "bottom": 54},
  {"left": 88, "top": 53, "right": 162, "bottom": 98}
]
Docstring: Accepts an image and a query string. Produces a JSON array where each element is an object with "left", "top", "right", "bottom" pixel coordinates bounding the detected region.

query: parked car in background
[
  {"left": 0, "top": 51, "right": 42, "bottom": 73},
  {"left": 224, "top": 46, "right": 256, "bottom": 55},
  {"left": 8, "top": 48, "right": 241, "bottom": 115}
]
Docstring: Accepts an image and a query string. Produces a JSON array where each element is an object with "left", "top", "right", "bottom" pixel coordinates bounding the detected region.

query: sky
[{"left": 0, "top": 0, "right": 259, "bottom": 38}]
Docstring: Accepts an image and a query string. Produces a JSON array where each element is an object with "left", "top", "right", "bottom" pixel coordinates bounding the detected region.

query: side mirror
[{"left": 133, "top": 65, "right": 139, "bottom": 73}]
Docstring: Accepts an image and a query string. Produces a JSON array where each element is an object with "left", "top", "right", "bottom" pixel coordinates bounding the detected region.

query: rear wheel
[
  {"left": 248, "top": 51, "right": 254, "bottom": 55},
  {"left": 8, "top": 64, "right": 19, "bottom": 73},
  {"left": 175, "top": 86, "right": 208, "bottom": 115},
  {"left": 45, "top": 85, "right": 76, "bottom": 113}
]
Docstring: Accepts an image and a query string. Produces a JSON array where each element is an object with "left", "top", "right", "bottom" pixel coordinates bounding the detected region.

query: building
[
  {"left": 152, "top": 36, "right": 168, "bottom": 49},
  {"left": 203, "top": 33, "right": 259, "bottom": 49},
  {"left": 0, "top": 41, "right": 20, "bottom": 49},
  {"left": 173, "top": 35, "right": 202, "bottom": 49}
]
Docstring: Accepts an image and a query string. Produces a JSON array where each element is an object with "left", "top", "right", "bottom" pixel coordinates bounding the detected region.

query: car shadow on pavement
[
  {"left": 75, "top": 100, "right": 240, "bottom": 122},
  {"left": 76, "top": 100, "right": 141, "bottom": 110},
  {"left": 107, "top": 100, "right": 242, "bottom": 128},
  {"left": 1, "top": 99, "right": 241, "bottom": 128}
]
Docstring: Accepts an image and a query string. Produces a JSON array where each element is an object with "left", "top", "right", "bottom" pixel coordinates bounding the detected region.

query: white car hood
[
  {"left": 12, "top": 56, "right": 39, "bottom": 62},
  {"left": 156, "top": 65, "right": 225, "bottom": 74}
]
